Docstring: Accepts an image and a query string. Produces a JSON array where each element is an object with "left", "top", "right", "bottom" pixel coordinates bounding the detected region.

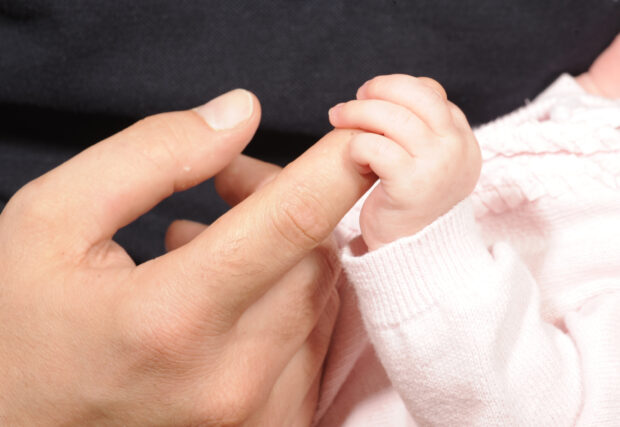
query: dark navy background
[{"left": 1, "top": 0, "right": 619, "bottom": 262}]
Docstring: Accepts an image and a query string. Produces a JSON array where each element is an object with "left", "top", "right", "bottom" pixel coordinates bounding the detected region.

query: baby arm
[{"left": 330, "top": 75, "right": 620, "bottom": 425}]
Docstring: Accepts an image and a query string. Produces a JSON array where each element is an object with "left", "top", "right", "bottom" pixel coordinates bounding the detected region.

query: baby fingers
[
  {"left": 348, "top": 132, "right": 414, "bottom": 183},
  {"left": 329, "top": 99, "right": 435, "bottom": 156},
  {"left": 356, "top": 74, "right": 454, "bottom": 136}
]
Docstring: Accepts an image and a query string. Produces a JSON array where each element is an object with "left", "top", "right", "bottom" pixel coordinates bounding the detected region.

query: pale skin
[
  {"left": 0, "top": 90, "right": 375, "bottom": 425},
  {"left": 329, "top": 34, "right": 620, "bottom": 251},
  {"left": 0, "top": 35, "right": 618, "bottom": 426}
]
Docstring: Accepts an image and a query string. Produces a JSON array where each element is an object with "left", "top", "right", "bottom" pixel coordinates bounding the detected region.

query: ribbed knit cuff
[{"left": 341, "top": 198, "right": 494, "bottom": 327}]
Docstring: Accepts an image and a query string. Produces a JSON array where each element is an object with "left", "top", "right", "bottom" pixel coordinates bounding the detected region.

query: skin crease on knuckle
[
  {"left": 193, "top": 370, "right": 266, "bottom": 427},
  {"left": 135, "top": 114, "right": 189, "bottom": 175},
  {"left": 392, "top": 107, "right": 419, "bottom": 134},
  {"left": 114, "top": 281, "right": 218, "bottom": 373},
  {"left": 4, "top": 179, "right": 57, "bottom": 230},
  {"left": 270, "top": 179, "right": 332, "bottom": 251},
  {"left": 206, "top": 228, "right": 268, "bottom": 285},
  {"left": 0, "top": 180, "right": 92, "bottom": 260}
]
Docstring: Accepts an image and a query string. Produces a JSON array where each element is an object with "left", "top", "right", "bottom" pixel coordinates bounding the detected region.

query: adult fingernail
[{"left": 194, "top": 89, "right": 254, "bottom": 130}]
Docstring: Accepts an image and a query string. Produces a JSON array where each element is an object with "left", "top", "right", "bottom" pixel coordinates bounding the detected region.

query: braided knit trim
[{"left": 472, "top": 74, "right": 620, "bottom": 217}]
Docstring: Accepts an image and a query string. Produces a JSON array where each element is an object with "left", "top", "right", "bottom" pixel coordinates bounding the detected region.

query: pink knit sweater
[{"left": 313, "top": 74, "right": 620, "bottom": 426}]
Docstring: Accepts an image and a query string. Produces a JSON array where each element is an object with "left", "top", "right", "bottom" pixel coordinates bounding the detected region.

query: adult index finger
[
  {"left": 214, "top": 154, "right": 282, "bottom": 206},
  {"left": 145, "top": 129, "right": 375, "bottom": 322}
]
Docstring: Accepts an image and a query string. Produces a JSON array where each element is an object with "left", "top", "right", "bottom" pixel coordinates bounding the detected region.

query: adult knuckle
[
  {"left": 138, "top": 111, "right": 194, "bottom": 139},
  {"left": 4, "top": 178, "right": 58, "bottom": 230},
  {"left": 8, "top": 179, "right": 44, "bottom": 213},
  {"left": 272, "top": 184, "right": 331, "bottom": 250},
  {"left": 120, "top": 316, "right": 173, "bottom": 360},
  {"left": 205, "top": 389, "right": 256, "bottom": 426},
  {"left": 194, "top": 396, "right": 248, "bottom": 426},
  {"left": 134, "top": 112, "right": 196, "bottom": 172},
  {"left": 116, "top": 295, "right": 199, "bottom": 363},
  {"left": 199, "top": 358, "right": 268, "bottom": 424}
]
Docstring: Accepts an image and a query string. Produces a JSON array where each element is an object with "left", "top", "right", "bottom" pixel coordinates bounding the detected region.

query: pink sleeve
[{"left": 341, "top": 198, "right": 620, "bottom": 425}]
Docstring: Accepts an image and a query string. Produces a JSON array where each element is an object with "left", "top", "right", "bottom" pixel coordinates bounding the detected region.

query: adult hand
[
  {"left": 0, "top": 89, "right": 375, "bottom": 426},
  {"left": 163, "top": 154, "right": 339, "bottom": 426}
]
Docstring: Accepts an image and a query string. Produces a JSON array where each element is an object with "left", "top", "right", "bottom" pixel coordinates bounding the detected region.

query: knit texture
[{"left": 314, "top": 74, "right": 620, "bottom": 426}]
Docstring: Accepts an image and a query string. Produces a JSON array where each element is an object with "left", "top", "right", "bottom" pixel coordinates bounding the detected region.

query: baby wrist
[{"left": 342, "top": 197, "right": 493, "bottom": 327}]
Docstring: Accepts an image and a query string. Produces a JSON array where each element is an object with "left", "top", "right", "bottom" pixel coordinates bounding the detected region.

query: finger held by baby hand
[
  {"left": 329, "top": 98, "right": 433, "bottom": 155},
  {"left": 349, "top": 133, "right": 412, "bottom": 181}
]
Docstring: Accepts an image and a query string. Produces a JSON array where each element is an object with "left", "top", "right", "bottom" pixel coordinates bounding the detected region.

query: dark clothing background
[{"left": 1, "top": 0, "right": 619, "bottom": 262}]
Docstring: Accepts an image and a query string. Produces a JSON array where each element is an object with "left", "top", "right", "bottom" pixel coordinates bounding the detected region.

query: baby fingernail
[{"left": 194, "top": 89, "right": 254, "bottom": 131}]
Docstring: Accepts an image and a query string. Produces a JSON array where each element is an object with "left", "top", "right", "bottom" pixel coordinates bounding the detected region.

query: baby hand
[{"left": 329, "top": 75, "right": 481, "bottom": 251}]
